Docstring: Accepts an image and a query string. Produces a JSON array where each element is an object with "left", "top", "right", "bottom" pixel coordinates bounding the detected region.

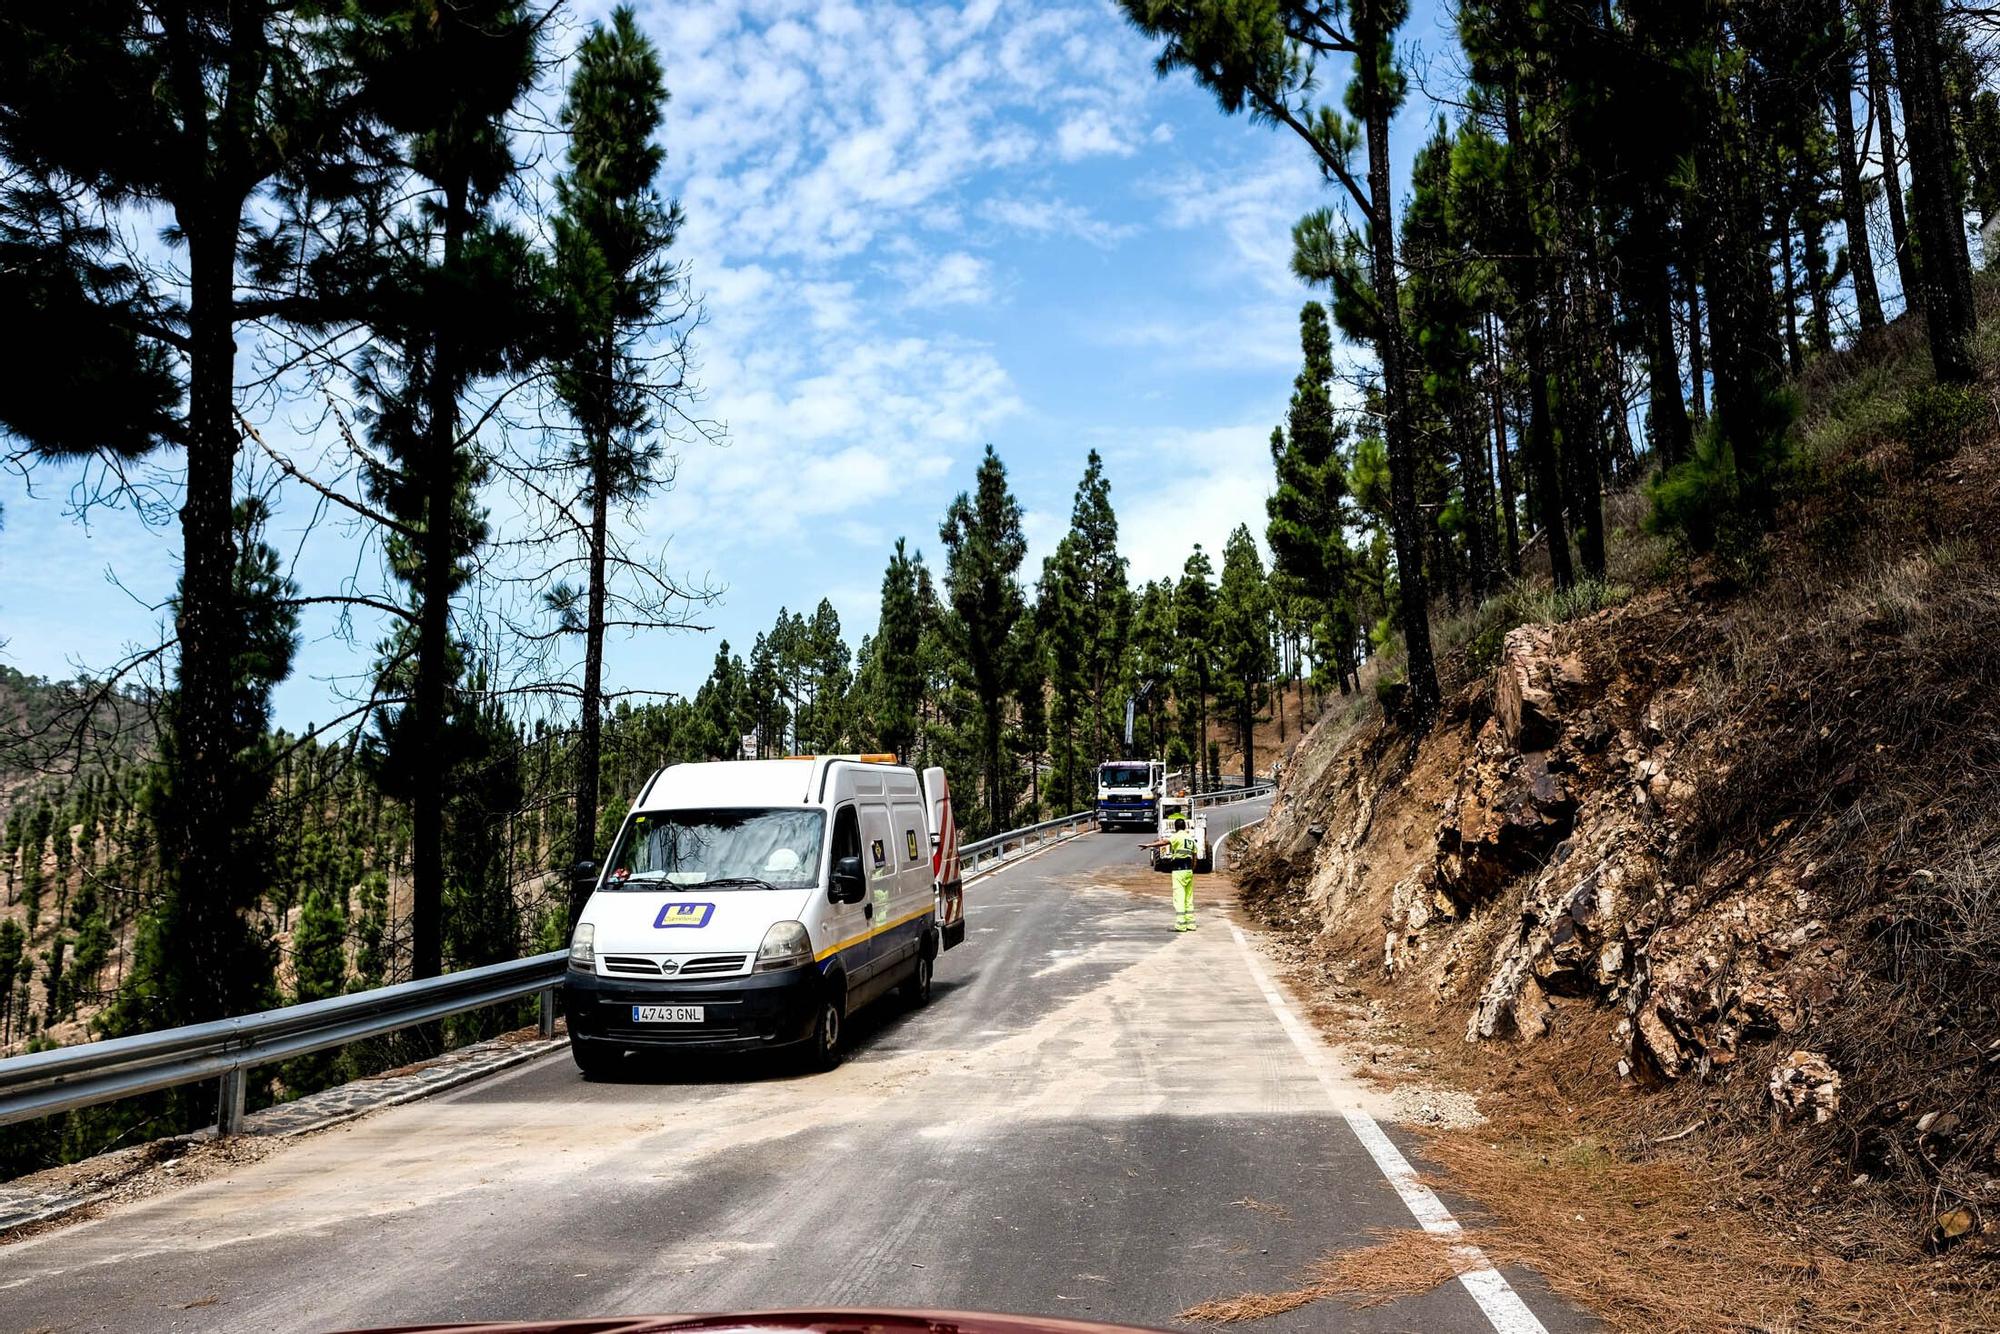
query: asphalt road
[{"left": 0, "top": 803, "right": 1589, "bottom": 1333}]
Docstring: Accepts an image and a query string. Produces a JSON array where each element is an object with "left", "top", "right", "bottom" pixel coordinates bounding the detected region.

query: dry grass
[
  {"left": 1413, "top": 1079, "right": 2000, "bottom": 1332},
  {"left": 1179, "top": 1228, "right": 1467, "bottom": 1322},
  {"left": 1230, "top": 1196, "right": 1293, "bottom": 1221}
]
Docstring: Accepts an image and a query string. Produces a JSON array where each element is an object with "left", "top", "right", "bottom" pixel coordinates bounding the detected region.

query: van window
[
  {"left": 605, "top": 808, "right": 826, "bottom": 889},
  {"left": 831, "top": 805, "right": 861, "bottom": 863}
]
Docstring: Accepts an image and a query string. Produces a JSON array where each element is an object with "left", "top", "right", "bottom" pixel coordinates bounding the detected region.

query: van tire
[
  {"left": 903, "top": 953, "right": 934, "bottom": 1008},
  {"left": 571, "top": 1037, "right": 620, "bottom": 1080},
  {"left": 803, "top": 988, "right": 845, "bottom": 1073}
]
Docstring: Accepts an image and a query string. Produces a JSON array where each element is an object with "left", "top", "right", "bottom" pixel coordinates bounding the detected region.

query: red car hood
[{"left": 350, "top": 1310, "right": 1170, "bottom": 1334}]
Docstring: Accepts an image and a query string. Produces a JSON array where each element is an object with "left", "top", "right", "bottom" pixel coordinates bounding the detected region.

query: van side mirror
[
  {"left": 572, "top": 859, "right": 599, "bottom": 890},
  {"left": 830, "top": 854, "right": 866, "bottom": 903}
]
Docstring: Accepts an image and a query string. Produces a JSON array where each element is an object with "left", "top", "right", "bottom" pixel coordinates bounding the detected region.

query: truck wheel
[
  {"left": 1197, "top": 853, "right": 1213, "bottom": 874},
  {"left": 571, "top": 1037, "right": 621, "bottom": 1081},
  {"left": 903, "top": 953, "right": 934, "bottom": 1008},
  {"left": 803, "top": 988, "right": 845, "bottom": 1073}
]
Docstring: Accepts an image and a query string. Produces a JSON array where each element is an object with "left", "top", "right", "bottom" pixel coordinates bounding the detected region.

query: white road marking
[{"left": 1226, "top": 921, "right": 1550, "bottom": 1334}]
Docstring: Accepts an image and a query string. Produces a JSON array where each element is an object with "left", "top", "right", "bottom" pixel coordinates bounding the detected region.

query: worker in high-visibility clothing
[{"left": 1142, "top": 816, "right": 1201, "bottom": 932}]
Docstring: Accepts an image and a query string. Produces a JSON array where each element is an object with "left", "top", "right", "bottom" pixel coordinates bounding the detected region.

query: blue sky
[{"left": 0, "top": 0, "right": 1457, "bottom": 734}]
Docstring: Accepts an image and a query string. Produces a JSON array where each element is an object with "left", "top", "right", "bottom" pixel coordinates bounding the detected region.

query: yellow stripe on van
[{"left": 812, "top": 903, "right": 935, "bottom": 963}]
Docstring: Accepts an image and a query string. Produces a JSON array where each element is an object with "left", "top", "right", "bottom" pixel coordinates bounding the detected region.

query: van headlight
[
  {"left": 568, "top": 922, "right": 595, "bottom": 972},
  {"left": 756, "top": 920, "right": 813, "bottom": 972}
]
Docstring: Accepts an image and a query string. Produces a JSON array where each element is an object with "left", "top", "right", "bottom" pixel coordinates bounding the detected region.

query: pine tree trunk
[
  {"left": 1240, "top": 688, "right": 1254, "bottom": 788},
  {"left": 1486, "top": 312, "right": 1522, "bottom": 574},
  {"left": 1890, "top": 0, "right": 1978, "bottom": 382},
  {"left": 1368, "top": 95, "right": 1441, "bottom": 723},
  {"left": 1867, "top": 0, "right": 1923, "bottom": 312},
  {"left": 1779, "top": 194, "right": 1805, "bottom": 374},
  {"left": 1504, "top": 86, "right": 1574, "bottom": 591},
  {"left": 1644, "top": 250, "right": 1693, "bottom": 468},
  {"left": 1686, "top": 273, "right": 1708, "bottom": 425},
  {"left": 985, "top": 699, "right": 1004, "bottom": 828},
  {"left": 1573, "top": 225, "right": 1612, "bottom": 576},
  {"left": 570, "top": 423, "right": 610, "bottom": 928},
  {"left": 1833, "top": 24, "right": 1887, "bottom": 334},
  {"left": 412, "top": 184, "right": 466, "bottom": 983},
  {"left": 176, "top": 209, "right": 245, "bottom": 1024},
  {"left": 1802, "top": 209, "right": 1833, "bottom": 354}
]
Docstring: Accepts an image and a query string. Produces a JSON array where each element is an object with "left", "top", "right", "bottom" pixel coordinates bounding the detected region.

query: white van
[{"left": 562, "top": 756, "right": 963, "bottom": 1076}]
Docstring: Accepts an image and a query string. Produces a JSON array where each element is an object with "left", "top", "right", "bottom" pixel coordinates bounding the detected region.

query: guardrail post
[
  {"left": 539, "top": 988, "right": 557, "bottom": 1039},
  {"left": 216, "top": 1067, "right": 246, "bottom": 1137}
]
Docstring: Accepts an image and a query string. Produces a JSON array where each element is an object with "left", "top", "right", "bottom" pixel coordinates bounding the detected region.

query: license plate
[{"left": 631, "top": 1004, "right": 704, "bottom": 1024}]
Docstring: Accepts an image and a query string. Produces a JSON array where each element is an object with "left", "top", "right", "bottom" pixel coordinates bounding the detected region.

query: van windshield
[
  {"left": 604, "top": 808, "right": 825, "bottom": 890},
  {"left": 1100, "top": 765, "right": 1152, "bottom": 788}
]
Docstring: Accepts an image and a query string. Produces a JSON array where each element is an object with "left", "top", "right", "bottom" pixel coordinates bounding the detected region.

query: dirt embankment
[{"left": 1238, "top": 380, "right": 2000, "bottom": 1325}]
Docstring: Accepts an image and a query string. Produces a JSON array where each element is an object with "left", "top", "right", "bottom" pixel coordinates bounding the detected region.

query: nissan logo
[{"left": 660, "top": 959, "right": 681, "bottom": 976}]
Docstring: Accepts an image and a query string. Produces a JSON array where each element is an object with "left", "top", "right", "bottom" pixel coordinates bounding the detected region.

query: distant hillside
[{"left": 0, "top": 664, "right": 158, "bottom": 789}]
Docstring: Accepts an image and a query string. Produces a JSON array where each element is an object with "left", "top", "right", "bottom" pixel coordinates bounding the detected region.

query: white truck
[
  {"left": 563, "top": 755, "right": 964, "bottom": 1077},
  {"left": 1096, "top": 759, "right": 1177, "bottom": 830},
  {"left": 1147, "top": 790, "right": 1212, "bottom": 874}
]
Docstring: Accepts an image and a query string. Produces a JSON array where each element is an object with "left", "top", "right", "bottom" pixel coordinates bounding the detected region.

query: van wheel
[
  {"left": 904, "top": 954, "right": 934, "bottom": 1008},
  {"left": 803, "top": 991, "right": 845, "bottom": 1072},
  {"left": 571, "top": 1037, "right": 620, "bottom": 1080}
]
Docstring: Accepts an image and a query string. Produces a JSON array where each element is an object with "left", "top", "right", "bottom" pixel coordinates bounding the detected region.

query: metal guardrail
[
  {"left": 0, "top": 952, "right": 567, "bottom": 1136},
  {"left": 0, "top": 785, "right": 1281, "bottom": 1142},
  {"left": 1193, "top": 782, "right": 1275, "bottom": 807},
  {"left": 957, "top": 808, "right": 1097, "bottom": 876}
]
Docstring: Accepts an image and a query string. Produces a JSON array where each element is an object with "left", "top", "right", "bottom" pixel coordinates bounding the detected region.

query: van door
[
  {"left": 856, "top": 796, "right": 898, "bottom": 992},
  {"left": 885, "top": 796, "right": 932, "bottom": 976},
  {"left": 823, "top": 802, "right": 874, "bottom": 993}
]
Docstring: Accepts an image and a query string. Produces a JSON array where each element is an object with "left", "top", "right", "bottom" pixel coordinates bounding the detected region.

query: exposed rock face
[
  {"left": 1768, "top": 1050, "right": 1842, "bottom": 1124},
  {"left": 1244, "top": 586, "right": 1845, "bottom": 1096},
  {"left": 1494, "top": 624, "right": 1584, "bottom": 751}
]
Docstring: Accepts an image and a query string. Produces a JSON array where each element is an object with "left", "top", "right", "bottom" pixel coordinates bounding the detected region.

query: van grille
[
  {"left": 678, "top": 954, "right": 750, "bottom": 976},
  {"left": 598, "top": 953, "right": 751, "bottom": 978}
]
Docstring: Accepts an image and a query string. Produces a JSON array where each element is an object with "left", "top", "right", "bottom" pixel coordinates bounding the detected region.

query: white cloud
[
  {"left": 899, "top": 251, "right": 995, "bottom": 308},
  {"left": 981, "top": 194, "right": 1138, "bottom": 247},
  {"left": 1146, "top": 148, "right": 1328, "bottom": 300},
  {"left": 1089, "top": 424, "right": 1276, "bottom": 586},
  {"left": 1055, "top": 111, "right": 1132, "bottom": 161}
]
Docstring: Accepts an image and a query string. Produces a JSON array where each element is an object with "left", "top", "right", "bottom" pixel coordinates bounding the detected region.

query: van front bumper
[{"left": 561, "top": 963, "right": 821, "bottom": 1052}]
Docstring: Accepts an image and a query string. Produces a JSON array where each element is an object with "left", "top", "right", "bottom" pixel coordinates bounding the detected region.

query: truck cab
[
  {"left": 1096, "top": 760, "right": 1166, "bottom": 830},
  {"left": 562, "top": 756, "right": 959, "bottom": 1077}
]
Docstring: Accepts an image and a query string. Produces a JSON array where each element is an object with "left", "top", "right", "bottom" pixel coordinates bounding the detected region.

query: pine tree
[
  {"left": 341, "top": 0, "right": 542, "bottom": 981},
  {"left": 1889, "top": 0, "right": 1977, "bottom": 382},
  {"left": 1267, "top": 303, "right": 1361, "bottom": 691},
  {"left": 546, "top": 7, "right": 686, "bottom": 925},
  {"left": 1173, "top": 547, "right": 1218, "bottom": 790},
  {"left": 1214, "top": 526, "right": 1275, "bottom": 787},
  {"left": 1126, "top": 0, "right": 1443, "bottom": 724},
  {"left": 103, "top": 501, "right": 297, "bottom": 1041},
  {"left": 875, "top": 540, "right": 926, "bottom": 761},
  {"left": 1064, "top": 452, "right": 1133, "bottom": 762},
  {"left": 938, "top": 446, "right": 1028, "bottom": 829},
  {"left": 0, "top": 2, "right": 350, "bottom": 1028},
  {"left": 1036, "top": 536, "right": 1091, "bottom": 812}
]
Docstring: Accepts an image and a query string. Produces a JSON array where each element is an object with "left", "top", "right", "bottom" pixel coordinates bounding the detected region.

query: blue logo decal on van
[{"left": 654, "top": 902, "right": 715, "bottom": 928}]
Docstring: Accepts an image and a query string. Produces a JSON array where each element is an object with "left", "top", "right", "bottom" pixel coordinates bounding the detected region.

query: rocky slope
[{"left": 1241, "top": 358, "right": 2000, "bottom": 1246}]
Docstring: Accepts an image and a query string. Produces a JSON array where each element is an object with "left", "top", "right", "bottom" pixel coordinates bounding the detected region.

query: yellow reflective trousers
[{"left": 1172, "top": 867, "right": 1195, "bottom": 930}]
